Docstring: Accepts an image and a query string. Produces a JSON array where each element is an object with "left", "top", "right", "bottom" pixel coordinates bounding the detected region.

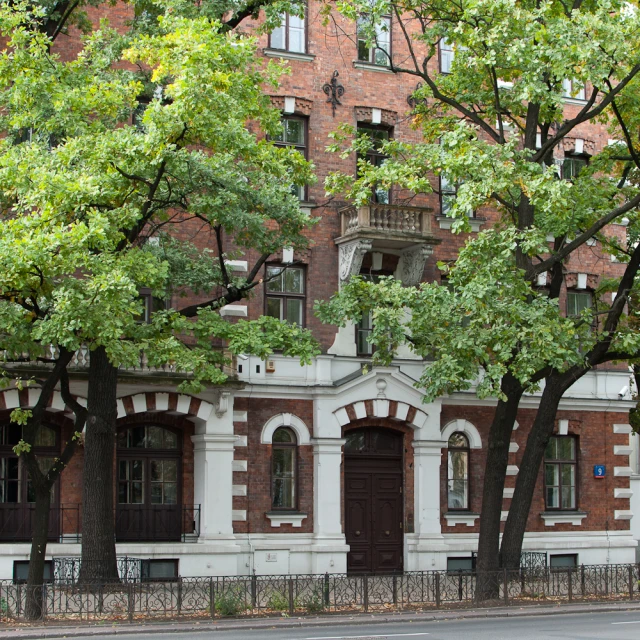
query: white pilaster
[
  {"left": 191, "top": 433, "right": 238, "bottom": 540},
  {"left": 312, "top": 437, "right": 346, "bottom": 538},
  {"left": 412, "top": 441, "right": 444, "bottom": 535}
]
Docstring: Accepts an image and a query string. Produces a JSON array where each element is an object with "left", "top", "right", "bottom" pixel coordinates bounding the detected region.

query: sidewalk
[{"left": 3, "top": 600, "right": 640, "bottom": 639}]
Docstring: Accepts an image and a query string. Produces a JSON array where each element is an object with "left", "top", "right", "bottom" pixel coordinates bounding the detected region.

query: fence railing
[{"left": 1, "top": 563, "right": 639, "bottom": 622}]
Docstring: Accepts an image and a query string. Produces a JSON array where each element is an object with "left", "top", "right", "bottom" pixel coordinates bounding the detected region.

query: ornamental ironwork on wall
[{"left": 323, "top": 70, "right": 345, "bottom": 117}]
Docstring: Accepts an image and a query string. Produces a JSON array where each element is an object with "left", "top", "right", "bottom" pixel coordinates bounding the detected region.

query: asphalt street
[{"left": 33, "top": 610, "right": 640, "bottom": 640}]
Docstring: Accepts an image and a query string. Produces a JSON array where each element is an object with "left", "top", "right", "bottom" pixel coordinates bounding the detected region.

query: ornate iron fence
[{"left": 1, "top": 563, "right": 638, "bottom": 622}]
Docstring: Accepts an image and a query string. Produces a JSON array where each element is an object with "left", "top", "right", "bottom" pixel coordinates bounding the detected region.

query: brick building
[{"left": 1, "top": 3, "right": 639, "bottom": 581}]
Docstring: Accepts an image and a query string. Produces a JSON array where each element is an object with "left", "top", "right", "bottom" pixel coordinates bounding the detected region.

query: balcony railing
[
  {"left": 0, "top": 504, "right": 200, "bottom": 544},
  {"left": 2, "top": 345, "right": 236, "bottom": 377},
  {"left": 115, "top": 504, "right": 201, "bottom": 543},
  {"left": 0, "top": 504, "right": 80, "bottom": 543},
  {"left": 340, "top": 204, "right": 433, "bottom": 238}
]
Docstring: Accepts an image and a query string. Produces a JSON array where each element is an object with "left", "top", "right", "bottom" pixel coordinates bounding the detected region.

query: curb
[{"left": 3, "top": 600, "right": 640, "bottom": 639}]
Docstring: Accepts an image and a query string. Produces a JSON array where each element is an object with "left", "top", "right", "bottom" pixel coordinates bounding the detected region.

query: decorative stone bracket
[
  {"left": 338, "top": 239, "right": 373, "bottom": 287},
  {"left": 396, "top": 245, "right": 434, "bottom": 286}
]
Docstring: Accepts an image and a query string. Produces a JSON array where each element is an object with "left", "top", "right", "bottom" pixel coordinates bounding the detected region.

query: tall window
[
  {"left": 447, "top": 433, "right": 470, "bottom": 510},
  {"left": 356, "top": 311, "right": 374, "bottom": 356},
  {"left": 357, "top": 125, "right": 391, "bottom": 203},
  {"left": 136, "top": 288, "right": 167, "bottom": 324},
  {"left": 117, "top": 425, "right": 180, "bottom": 507},
  {"left": 545, "top": 436, "right": 577, "bottom": 510},
  {"left": 562, "top": 79, "right": 586, "bottom": 100},
  {"left": 567, "top": 291, "right": 592, "bottom": 317},
  {"left": 440, "top": 38, "right": 454, "bottom": 73},
  {"left": 265, "top": 265, "right": 306, "bottom": 326},
  {"left": 273, "top": 116, "right": 307, "bottom": 200},
  {"left": 0, "top": 424, "right": 57, "bottom": 505},
  {"left": 271, "top": 427, "right": 297, "bottom": 510},
  {"left": 270, "top": 12, "right": 306, "bottom": 53},
  {"left": 440, "top": 175, "right": 474, "bottom": 218},
  {"left": 357, "top": 15, "right": 391, "bottom": 66}
]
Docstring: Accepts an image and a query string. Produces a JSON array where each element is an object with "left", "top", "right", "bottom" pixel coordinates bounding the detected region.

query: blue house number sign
[{"left": 594, "top": 465, "right": 606, "bottom": 478}]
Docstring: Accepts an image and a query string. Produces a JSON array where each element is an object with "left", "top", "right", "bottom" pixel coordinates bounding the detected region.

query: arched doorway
[
  {"left": 116, "top": 424, "right": 182, "bottom": 541},
  {"left": 344, "top": 427, "right": 403, "bottom": 573}
]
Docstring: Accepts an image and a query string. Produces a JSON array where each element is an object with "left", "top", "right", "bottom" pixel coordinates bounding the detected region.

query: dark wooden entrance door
[{"left": 344, "top": 428, "right": 403, "bottom": 573}]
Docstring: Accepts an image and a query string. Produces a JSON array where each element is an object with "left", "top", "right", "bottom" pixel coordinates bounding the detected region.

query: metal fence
[{"left": 1, "top": 563, "right": 639, "bottom": 622}]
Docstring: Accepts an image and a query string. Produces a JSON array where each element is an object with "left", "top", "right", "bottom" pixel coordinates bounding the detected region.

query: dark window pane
[
  {"left": 34, "top": 426, "right": 56, "bottom": 447},
  {"left": 448, "top": 432, "right": 469, "bottom": 448},
  {"left": 284, "top": 268, "right": 304, "bottom": 293},
  {"left": 345, "top": 431, "right": 366, "bottom": 452},
  {"left": 286, "top": 298, "right": 303, "bottom": 324},
  {"left": 273, "top": 428, "right": 295, "bottom": 444},
  {"left": 266, "top": 267, "right": 283, "bottom": 292},
  {"left": 284, "top": 119, "right": 304, "bottom": 145},
  {"left": 266, "top": 297, "right": 282, "bottom": 320}
]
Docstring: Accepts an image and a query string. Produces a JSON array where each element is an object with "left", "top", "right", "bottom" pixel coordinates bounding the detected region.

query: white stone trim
[
  {"left": 267, "top": 512, "right": 308, "bottom": 528},
  {"left": 395, "top": 402, "right": 410, "bottom": 421},
  {"left": 614, "top": 424, "right": 633, "bottom": 434},
  {"left": 615, "top": 510, "right": 633, "bottom": 520},
  {"left": 614, "top": 487, "right": 633, "bottom": 499},
  {"left": 225, "top": 260, "right": 248, "bottom": 273},
  {"left": 441, "top": 419, "right": 482, "bottom": 449},
  {"left": 614, "top": 445, "right": 634, "bottom": 456},
  {"left": 501, "top": 511, "right": 509, "bottom": 522},
  {"left": 353, "top": 401, "right": 367, "bottom": 419},
  {"left": 232, "top": 460, "right": 248, "bottom": 472},
  {"left": 444, "top": 512, "right": 479, "bottom": 527},
  {"left": 541, "top": 512, "right": 587, "bottom": 526},
  {"left": 235, "top": 435, "right": 248, "bottom": 447},
  {"left": 513, "top": 421, "right": 519, "bottom": 430},
  {"left": 260, "top": 413, "right": 311, "bottom": 445},
  {"left": 233, "top": 411, "right": 248, "bottom": 423},
  {"left": 232, "top": 485, "right": 247, "bottom": 496},
  {"left": 509, "top": 442, "right": 519, "bottom": 453},
  {"left": 220, "top": 304, "right": 248, "bottom": 317},
  {"left": 232, "top": 510, "right": 247, "bottom": 521},
  {"left": 506, "top": 465, "right": 519, "bottom": 476},
  {"left": 503, "top": 487, "right": 515, "bottom": 499},
  {"left": 374, "top": 399, "right": 390, "bottom": 417},
  {"left": 614, "top": 466, "right": 633, "bottom": 477}
]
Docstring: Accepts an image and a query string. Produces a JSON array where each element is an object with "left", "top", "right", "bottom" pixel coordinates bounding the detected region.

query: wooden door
[{"left": 344, "top": 428, "right": 403, "bottom": 573}]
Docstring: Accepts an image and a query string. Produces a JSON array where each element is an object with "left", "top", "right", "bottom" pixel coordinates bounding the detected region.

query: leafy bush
[
  {"left": 215, "top": 584, "right": 247, "bottom": 616},
  {"left": 266, "top": 590, "right": 289, "bottom": 612}
]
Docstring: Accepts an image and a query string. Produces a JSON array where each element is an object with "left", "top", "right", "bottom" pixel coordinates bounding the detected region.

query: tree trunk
[
  {"left": 24, "top": 485, "right": 51, "bottom": 620},
  {"left": 475, "top": 373, "right": 523, "bottom": 600},
  {"left": 78, "top": 346, "right": 119, "bottom": 584},
  {"left": 500, "top": 374, "right": 568, "bottom": 569}
]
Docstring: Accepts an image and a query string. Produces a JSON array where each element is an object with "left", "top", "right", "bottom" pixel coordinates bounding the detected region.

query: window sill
[
  {"left": 444, "top": 512, "right": 479, "bottom": 527},
  {"left": 266, "top": 511, "right": 308, "bottom": 528},
  {"left": 263, "top": 48, "right": 315, "bottom": 63},
  {"left": 437, "top": 216, "right": 486, "bottom": 232},
  {"left": 352, "top": 61, "right": 394, "bottom": 74},
  {"left": 541, "top": 511, "right": 587, "bottom": 526}
]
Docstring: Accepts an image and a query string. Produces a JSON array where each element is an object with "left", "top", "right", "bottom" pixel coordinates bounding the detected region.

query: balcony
[
  {"left": 0, "top": 504, "right": 81, "bottom": 542},
  {"left": 339, "top": 204, "right": 435, "bottom": 247},
  {"left": 336, "top": 204, "right": 439, "bottom": 287},
  {"left": 0, "top": 504, "right": 200, "bottom": 543}
]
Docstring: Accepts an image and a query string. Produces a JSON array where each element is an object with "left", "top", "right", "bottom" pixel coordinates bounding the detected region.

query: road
[{"left": 46, "top": 610, "right": 640, "bottom": 640}]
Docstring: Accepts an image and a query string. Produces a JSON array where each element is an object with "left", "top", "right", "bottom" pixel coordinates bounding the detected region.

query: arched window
[
  {"left": 447, "top": 432, "right": 470, "bottom": 510},
  {"left": 271, "top": 427, "right": 297, "bottom": 510}
]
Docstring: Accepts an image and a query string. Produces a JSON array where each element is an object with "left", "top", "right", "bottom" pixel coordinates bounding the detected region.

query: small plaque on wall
[{"left": 594, "top": 465, "right": 606, "bottom": 478}]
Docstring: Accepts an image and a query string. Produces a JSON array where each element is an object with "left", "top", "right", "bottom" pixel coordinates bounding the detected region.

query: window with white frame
[
  {"left": 562, "top": 79, "right": 586, "bottom": 101},
  {"left": 440, "top": 38, "right": 454, "bottom": 73},
  {"left": 270, "top": 11, "right": 306, "bottom": 54},
  {"left": 357, "top": 15, "right": 391, "bottom": 66}
]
